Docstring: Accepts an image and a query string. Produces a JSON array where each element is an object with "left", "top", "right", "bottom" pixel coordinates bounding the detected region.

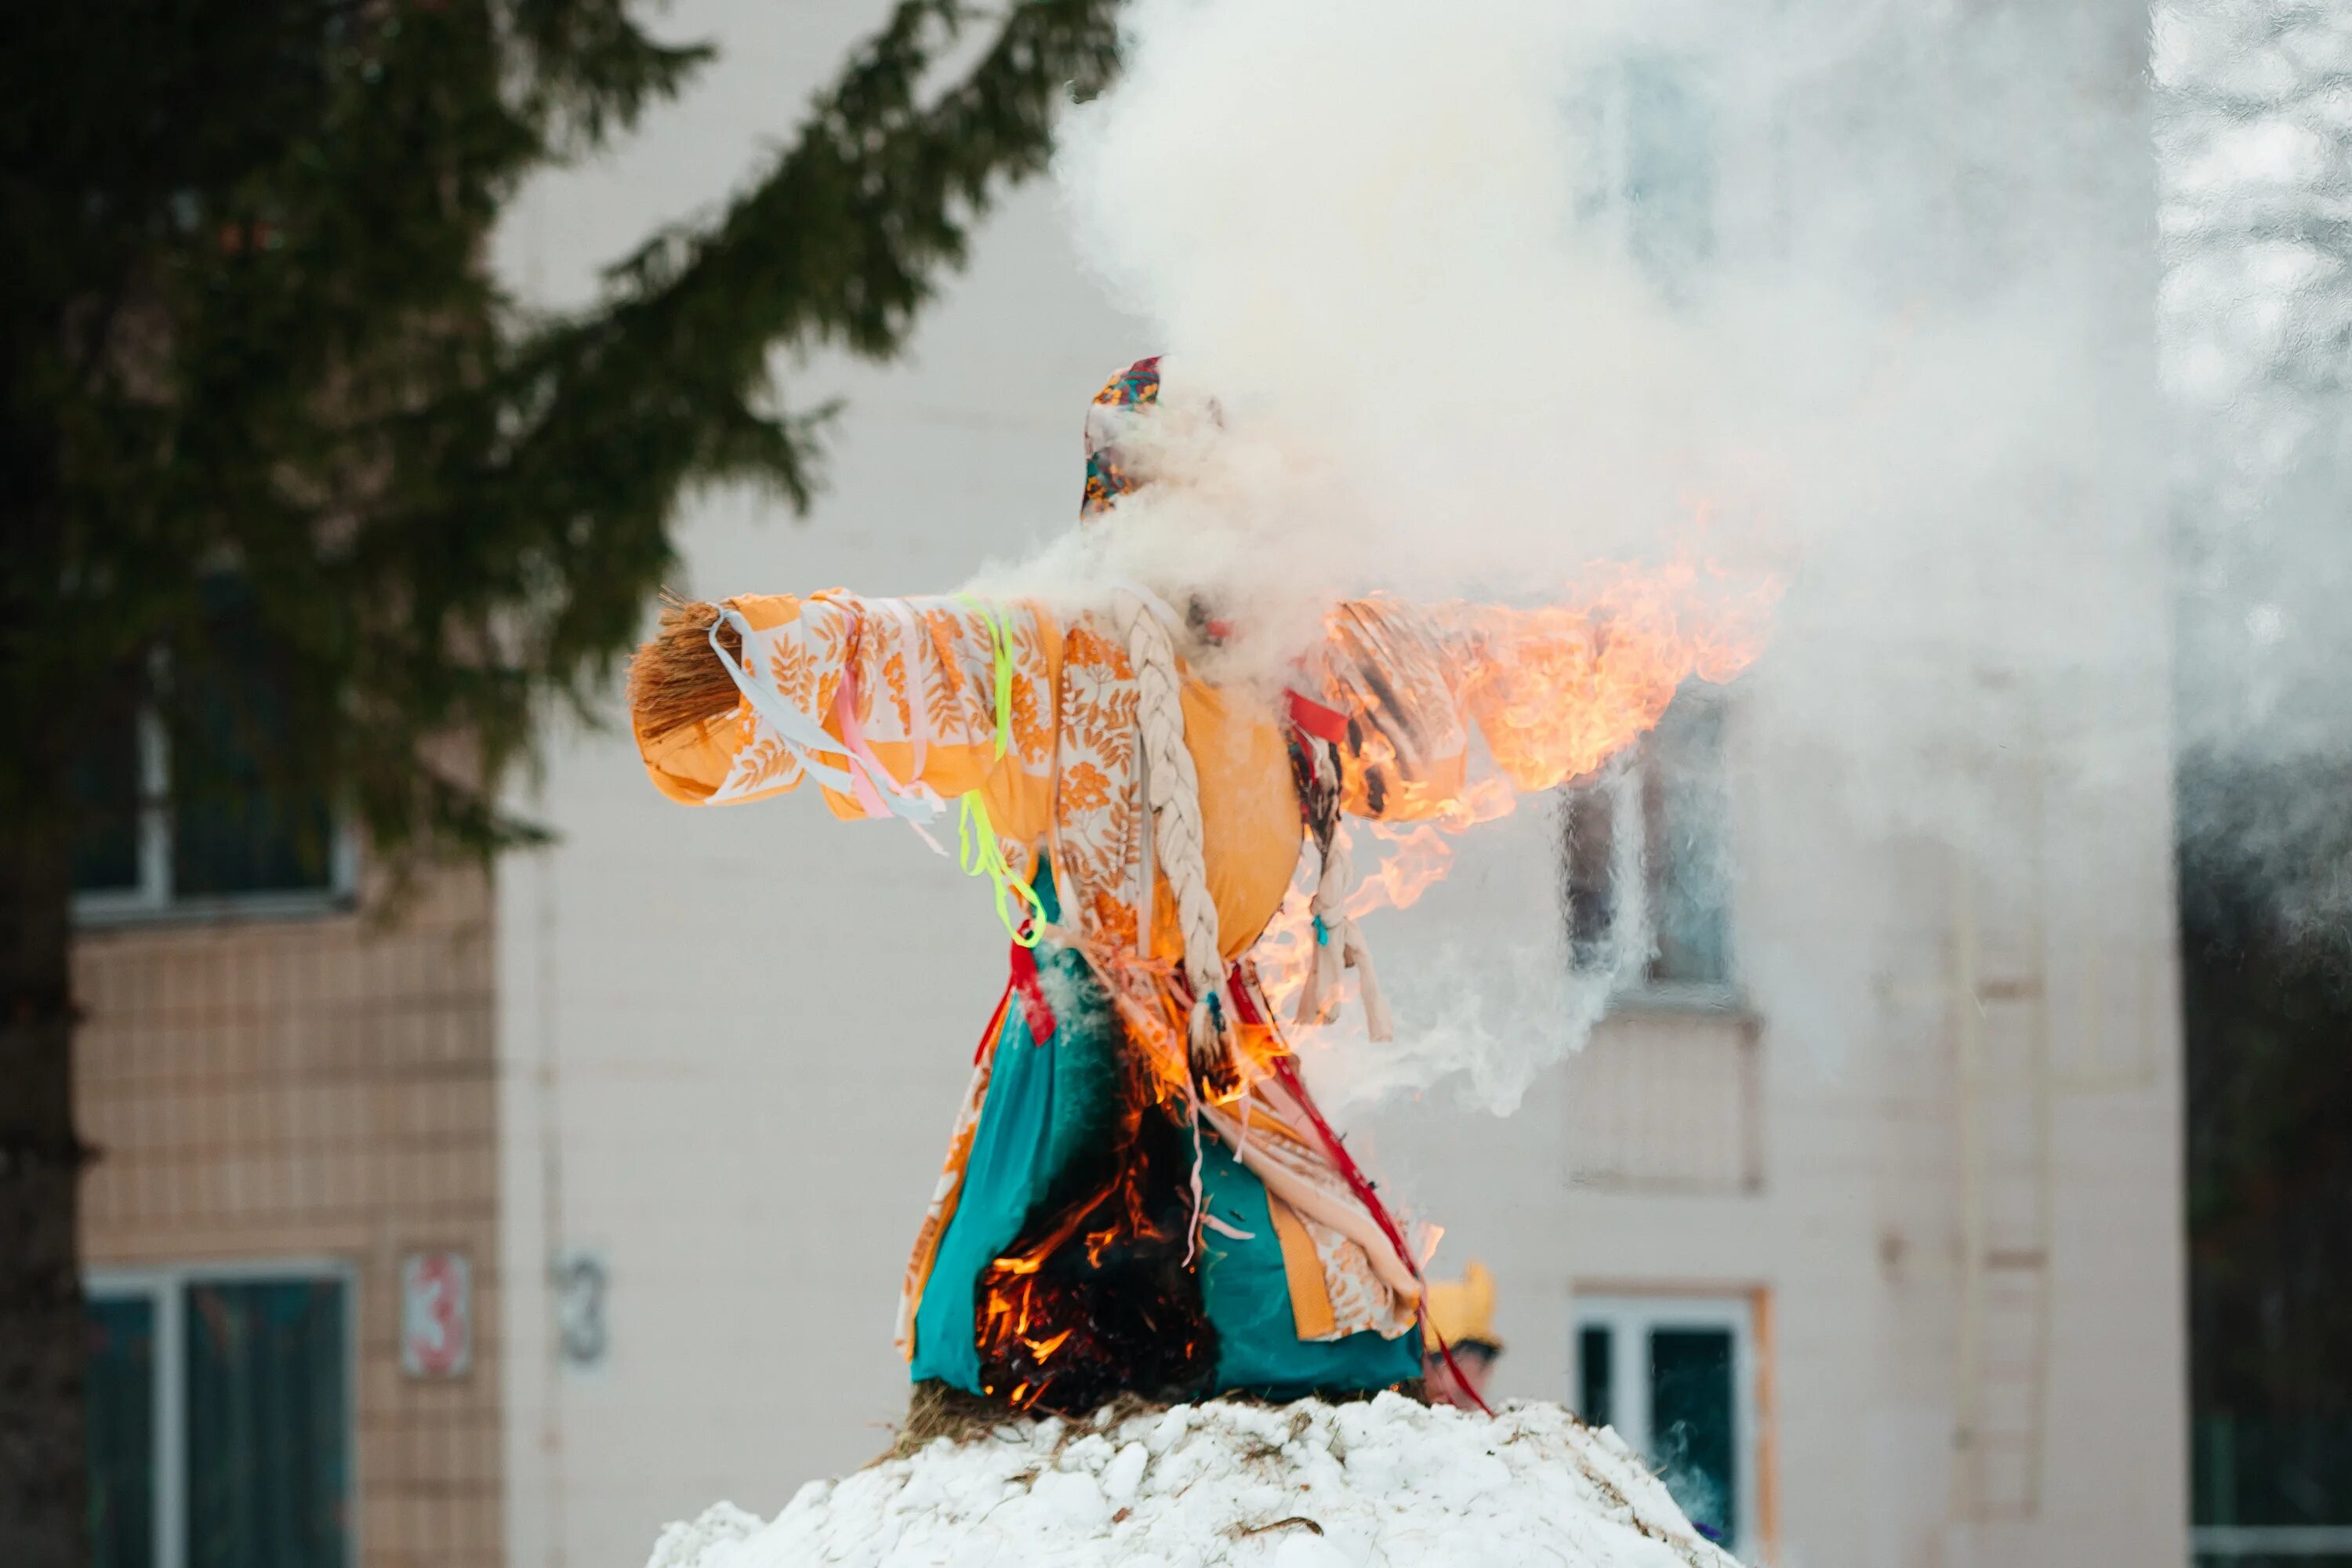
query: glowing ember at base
[{"left": 974, "top": 1038, "right": 1216, "bottom": 1414}]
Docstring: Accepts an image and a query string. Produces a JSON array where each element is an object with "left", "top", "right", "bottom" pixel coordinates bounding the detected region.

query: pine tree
[{"left": 0, "top": 2, "right": 1119, "bottom": 1560}]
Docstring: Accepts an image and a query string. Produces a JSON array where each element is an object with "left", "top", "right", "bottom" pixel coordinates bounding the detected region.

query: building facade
[{"left": 78, "top": 869, "right": 504, "bottom": 1568}]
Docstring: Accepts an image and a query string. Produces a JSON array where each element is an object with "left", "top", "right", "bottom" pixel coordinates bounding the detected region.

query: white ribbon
[{"left": 706, "top": 606, "right": 945, "bottom": 831}]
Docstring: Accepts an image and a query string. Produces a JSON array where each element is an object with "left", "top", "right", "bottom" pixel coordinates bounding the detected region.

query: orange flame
[{"left": 1260, "top": 553, "right": 1773, "bottom": 1025}]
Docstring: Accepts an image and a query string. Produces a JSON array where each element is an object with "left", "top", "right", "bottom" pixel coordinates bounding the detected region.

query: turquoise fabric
[
  {"left": 1194, "top": 1135, "right": 1423, "bottom": 1398},
  {"left": 906, "top": 993, "right": 1046, "bottom": 1392},
  {"left": 909, "top": 862, "right": 1419, "bottom": 1399},
  {"left": 909, "top": 865, "right": 1109, "bottom": 1392}
]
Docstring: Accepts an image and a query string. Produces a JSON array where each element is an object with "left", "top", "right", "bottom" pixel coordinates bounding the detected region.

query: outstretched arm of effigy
[
  {"left": 626, "top": 590, "right": 1059, "bottom": 821},
  {"left": 1315, "top": 597, "right": 1704, "bottom": 821}
]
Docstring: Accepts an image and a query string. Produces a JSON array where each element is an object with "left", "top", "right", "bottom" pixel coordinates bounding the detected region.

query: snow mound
[{"left": 645, "top": 1392, "right": 1740, "bottom": 1568}]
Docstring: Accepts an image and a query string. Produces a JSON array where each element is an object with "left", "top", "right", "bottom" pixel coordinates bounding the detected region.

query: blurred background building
[{"left": 66, "top": 3, "right": 2280, "bottom": 1568}]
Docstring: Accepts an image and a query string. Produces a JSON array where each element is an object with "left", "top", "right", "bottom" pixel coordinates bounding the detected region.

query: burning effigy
[{"left": 626, "top": 358, "right": 1753, "bottom": 1417}]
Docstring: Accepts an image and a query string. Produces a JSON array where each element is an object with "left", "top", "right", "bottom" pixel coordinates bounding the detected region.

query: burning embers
[{"left": 975, "top": 979, "right": 1218, "bottom": 1414}]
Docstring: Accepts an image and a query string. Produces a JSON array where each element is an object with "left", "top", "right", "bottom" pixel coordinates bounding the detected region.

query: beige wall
[{"left": 77, "top": 869, "right": 504, "bottom": 1568}]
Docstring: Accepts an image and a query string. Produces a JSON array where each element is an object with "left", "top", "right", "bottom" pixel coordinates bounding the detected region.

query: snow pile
[{"left": 644, "top": 1392, "right": 1738, "bottom": 1568}]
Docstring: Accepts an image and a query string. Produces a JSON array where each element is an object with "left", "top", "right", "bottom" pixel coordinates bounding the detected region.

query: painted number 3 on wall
[{"left": 556, "top": 1250, "right": 608, "bottom": 1370}]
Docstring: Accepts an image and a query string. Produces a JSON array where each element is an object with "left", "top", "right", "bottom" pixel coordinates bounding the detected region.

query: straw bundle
[{"left": 628, "top": 597, "right": 743, "bottom": 741}]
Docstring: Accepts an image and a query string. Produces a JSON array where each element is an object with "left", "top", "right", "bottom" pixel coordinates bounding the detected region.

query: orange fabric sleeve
[{"left": 631, "top": 591, "right": 1062, "bottom": 857}]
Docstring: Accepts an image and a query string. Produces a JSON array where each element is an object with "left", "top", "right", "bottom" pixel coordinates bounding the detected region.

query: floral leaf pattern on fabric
[
  {"left": 920, "top": 608, "right": 978, "bottom": 735},
  {"left": 882, "top": 649, "right": 913, "bottom": 733},
  {"left": 717, "top": 728, "right": 803, "bottom": 800},
  {"left": 1059, "top": 760, "right": 1112, "bottom": 814},
  {"left": 1051, "top": 613, "right": 1147, "bottom": 956},
  {"left": 708, "top": 590, "right": 1054, "bottom": 809}
]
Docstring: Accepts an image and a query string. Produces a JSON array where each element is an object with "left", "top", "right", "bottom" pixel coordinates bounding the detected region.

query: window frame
[
  {"left": 1570, "top": 45, "right": 1787, "bottom": 290},
  {"left": 71, "top": 699, "right": 358, "bottom": 927},
  {"left": 85, "top": 1259, "right": 361, "bottom": 1568},
  {"left": 1561, "top": 694, "right": 1741, "bottom": 1009},
  {"left": 1573, "top": 1291, "right": 1760, "bottom": 1555}
]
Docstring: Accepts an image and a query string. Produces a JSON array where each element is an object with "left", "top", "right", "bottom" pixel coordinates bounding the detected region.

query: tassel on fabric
[
  {"left": 1187, "top": 990, "right": 1240, "bottom": 1098},
  {"left": 1295, "top": 825, "right": 1394, "bottom": 1043}
]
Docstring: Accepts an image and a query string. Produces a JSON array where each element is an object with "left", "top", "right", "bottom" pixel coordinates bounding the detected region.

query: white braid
[
  {"left": 1111, "top": 589, "right": 1235, "bottom": 1086},
  {"left": 1295, "top": 815, "right": 1394, "bottom": 1042}
]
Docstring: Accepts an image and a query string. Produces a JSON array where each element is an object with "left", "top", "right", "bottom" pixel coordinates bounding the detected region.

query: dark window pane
[
  {"left": 172, "top": 787, "right": 333, "bottom": 898},
  {"left": 1578, "top": 1324, "right": 1615, "bottom": 1428},
  {"left": 169, "top": 581, "right": 334, "bottom": 898},
  {"left": 1646, "top": 700, "right": 1732, "bottom": 986},
  {"left": 184, "top": 1279, "right": 349, "bottom": 1568},
  {"left": 2193, "top": 1413, "right": 2352, "bottom": 1528},
  {"left": 1650, "top": 1327, "right": 1737, "bottom": 1550},
  {"left": 1563, "top": 781, "right": 1617, "bottom": 969},
  {"left": 86, "top": 1295, "right": 157, "bottom": 1568},
  {"left": 73, "top": 722, "right": 144, "bottom": 895}
]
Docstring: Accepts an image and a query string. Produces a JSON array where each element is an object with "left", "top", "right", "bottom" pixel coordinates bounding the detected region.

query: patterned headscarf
[{"left": 1081, "top": 356, "right": 1163, "bottom": 521}]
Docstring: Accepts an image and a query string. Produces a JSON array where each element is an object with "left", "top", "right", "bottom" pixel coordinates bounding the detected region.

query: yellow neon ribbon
[
  {"left": 960, "top": 792, "right": 1044, "bottom": 946},
  {"left": 956, "top": 592, "right": 1016, "bottom": 760},
  {"left": 949, "top": 596, "right": 1040, "bottom": 943}
]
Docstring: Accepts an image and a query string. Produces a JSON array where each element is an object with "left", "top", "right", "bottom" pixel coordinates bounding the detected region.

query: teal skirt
[{"left": 909, "top": 865, "right": 1418, "bottom": 1403}]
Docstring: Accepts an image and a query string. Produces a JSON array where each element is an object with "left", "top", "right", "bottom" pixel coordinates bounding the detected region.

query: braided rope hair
[{"left": 1111, "top": 587, "right": 1242, "bottom": 1098}]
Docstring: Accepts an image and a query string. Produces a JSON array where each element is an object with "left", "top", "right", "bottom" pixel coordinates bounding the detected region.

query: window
[
  {"left": 85, "top": 1268, "right": 354, "bottom": 1568},
  {"left": 87, "top": 1295, "right": 158, "bottom": 1568},
  {"left": 1571, "top": 52, "right": 1719, "bottom": 296},
  {"left": 74, "top": 586, "right": 350, "bottom": 921},
  {"left": 1561, "top": 692, "right": 1734, "bottom": 993},
  {"left": 1574, "top": 1295, "right": 1757, "bottom": 1554}
]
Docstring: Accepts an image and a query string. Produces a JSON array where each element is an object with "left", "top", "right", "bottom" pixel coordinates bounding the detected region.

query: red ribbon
[
  {"left": 1268, "top": 1051, "right": 1495, "bottom": 1417},
  {"left": 972, "top": 985, "right": 1012, "bottom": 1066},
  {"left": 1285, "top": 688, "right": 1348, "bottom": 747},
  {"left": 1007, "top": 927, "right": 1057, "bottom": 1045}
]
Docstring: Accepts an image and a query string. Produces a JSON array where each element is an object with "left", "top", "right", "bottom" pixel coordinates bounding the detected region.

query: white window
[
  {"left": 1574, "top": 1294, "right": 1759, "bottom": 1555},
  {"left": 1561, "top": 691, "right": 1735, "bottom": 996},
  {"left": 74, "top": 601, "right": 354, "bottom": 923},
  {"left": 1571, "top": 52, "right": 1721, "bottom": 295},
  {"left": 85, "top": 1264, "right": 356, "bottom": 1568}
]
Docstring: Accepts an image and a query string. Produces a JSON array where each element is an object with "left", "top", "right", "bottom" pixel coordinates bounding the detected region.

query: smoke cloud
[
  {"left": 976, "top": 0, "right": 2290, "bottom": 1110},
  {"left": 2158, "top": 2, "right": 2352, "bottom": 953}
]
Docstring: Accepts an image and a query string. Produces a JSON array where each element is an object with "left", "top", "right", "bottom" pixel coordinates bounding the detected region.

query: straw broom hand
[{"left": 627, "top": 597, "right": 742, "bottom": 742}]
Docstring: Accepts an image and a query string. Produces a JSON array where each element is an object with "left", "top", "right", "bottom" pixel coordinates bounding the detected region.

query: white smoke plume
[
  {"left": 986, "top": 0, "right": 2206, "bottom": 1110},
  {"left": 2158, "top": 2, "right": 2352, "bottom": 951}
]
